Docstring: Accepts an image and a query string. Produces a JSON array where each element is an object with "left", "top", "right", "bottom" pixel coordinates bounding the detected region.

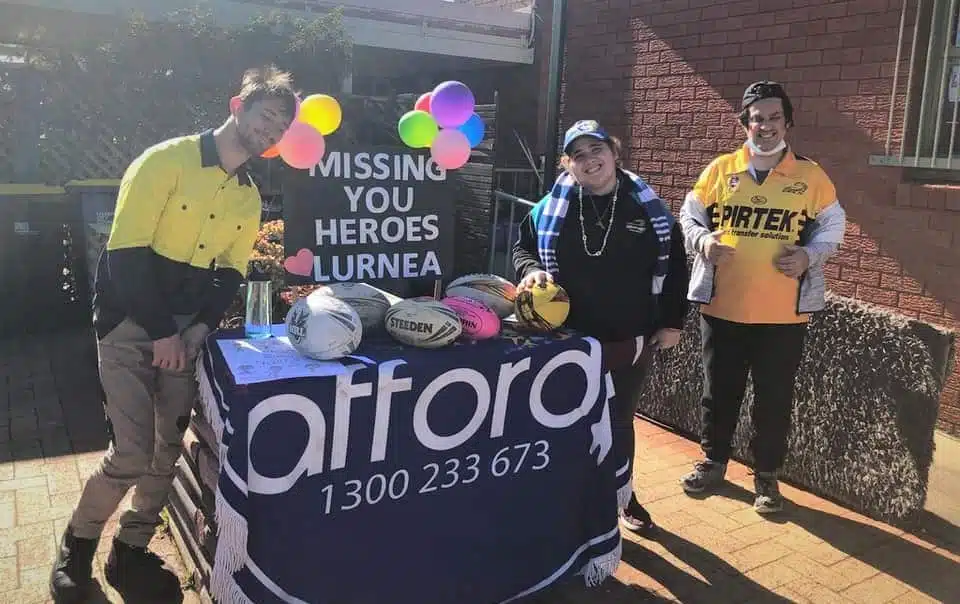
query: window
[{"left": 873, "top": 0, "right": 960, "bottom": 170}]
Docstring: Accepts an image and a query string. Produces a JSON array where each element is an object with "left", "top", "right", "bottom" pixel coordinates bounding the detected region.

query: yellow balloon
[{"left": 299, "top": 94, "right": 342, "bottom": 136}]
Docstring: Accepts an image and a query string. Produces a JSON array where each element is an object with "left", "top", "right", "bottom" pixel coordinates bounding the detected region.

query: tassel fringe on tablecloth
[{"left": 197, "top": 361, "right": 251, "bottom": 603}]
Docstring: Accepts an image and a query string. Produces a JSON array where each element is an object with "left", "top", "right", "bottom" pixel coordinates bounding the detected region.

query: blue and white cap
[{"left": 562, "top": 119, "right": 611, "bottom": 153}]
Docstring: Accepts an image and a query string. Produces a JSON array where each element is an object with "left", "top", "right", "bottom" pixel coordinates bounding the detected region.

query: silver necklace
[
  {"left": 578, "top": 179, "right": 618, "bottom": 257},
  {"left": 587, "top": 195, "right": 612, "bottom": 228}
]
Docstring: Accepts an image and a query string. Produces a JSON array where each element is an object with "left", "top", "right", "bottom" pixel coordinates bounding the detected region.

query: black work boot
[
  {"left": 104, "top": 538, "right": 184, "bottom": 603},
  {"left": 49, "top": 527, "right": 97, "bottom": 603}
]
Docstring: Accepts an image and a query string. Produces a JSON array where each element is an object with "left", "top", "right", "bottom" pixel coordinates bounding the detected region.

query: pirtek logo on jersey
[{"left": 712, "top": 204, "right": 810, "bottom": 233}]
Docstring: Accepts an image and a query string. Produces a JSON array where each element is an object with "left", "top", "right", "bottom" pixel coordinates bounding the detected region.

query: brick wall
[{"left": 561, "top": 0, "right": 960, "bottom": 435}]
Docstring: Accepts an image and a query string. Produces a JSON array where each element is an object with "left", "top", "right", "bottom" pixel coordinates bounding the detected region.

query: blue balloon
[{"left": 457, "top": 113, "right": 485, "bottom": 148}]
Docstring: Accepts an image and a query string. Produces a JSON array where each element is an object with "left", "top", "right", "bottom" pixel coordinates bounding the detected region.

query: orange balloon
[{"left": 261, "top": 145, "right": 280, "bottom": 159}]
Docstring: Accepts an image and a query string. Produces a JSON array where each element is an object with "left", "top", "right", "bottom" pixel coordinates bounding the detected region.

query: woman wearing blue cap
[{"left": 513, "top": 120, "right": 689, "bottom": 534}]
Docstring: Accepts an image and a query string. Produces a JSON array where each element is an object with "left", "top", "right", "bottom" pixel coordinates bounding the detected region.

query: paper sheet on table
[{"left": 215, "top": 324, "right": 375, "bottom": 385}]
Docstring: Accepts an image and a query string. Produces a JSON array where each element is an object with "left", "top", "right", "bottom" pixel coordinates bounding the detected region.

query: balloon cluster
[
  {"left": 397, "top": 81, "right": 484, "bottom": 171},
  {"left": 262, "top": 93, "right": 342, "bottom": 169}
]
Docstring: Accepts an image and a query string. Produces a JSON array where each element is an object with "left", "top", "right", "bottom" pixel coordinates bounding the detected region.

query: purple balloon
[{"left": 430, "top": 81, "right": 476, "bottom": 128}]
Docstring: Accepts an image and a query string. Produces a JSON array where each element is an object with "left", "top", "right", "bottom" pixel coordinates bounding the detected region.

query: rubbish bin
[
  {"left": 0, "top": 184, "right": 90, "bottom": 338},
  {"left": 65, "top": 180, "right": 120, "bottom": 299}
]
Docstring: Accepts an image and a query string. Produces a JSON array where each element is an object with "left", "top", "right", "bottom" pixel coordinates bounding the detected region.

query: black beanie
[{"left": 741, "top": 81, "right": 794, "bottom": 126}]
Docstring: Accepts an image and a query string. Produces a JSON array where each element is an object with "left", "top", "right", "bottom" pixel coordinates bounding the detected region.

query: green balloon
[{"left": 398, "top": 110, "right": 439, "bottom": 148}]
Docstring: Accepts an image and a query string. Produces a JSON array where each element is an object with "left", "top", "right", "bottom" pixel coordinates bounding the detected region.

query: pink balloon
[
  {"left": 430, "top": 129, "right": 471, "bottom": 170},
  {"left": 278, "top": 121, "right": 325, "bottom": 170},
  {"left": 272, "top": 95, "right": 301, "bottom": 144}
]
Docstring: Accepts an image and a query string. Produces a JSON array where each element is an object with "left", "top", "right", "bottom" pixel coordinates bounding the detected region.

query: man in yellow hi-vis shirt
[
  {"left": 50, "top": 66, "right": 296, "bottom": 603},
  {"left": 678, "top": 81, "right": 846, "bottom": 514}
]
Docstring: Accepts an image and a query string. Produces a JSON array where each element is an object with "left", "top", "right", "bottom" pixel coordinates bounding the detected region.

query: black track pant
[
  {"left": 609, "top": 343, "right": 654, "bottom": 498},
  {"left": 698, "top": 314, "right": 807, "bottom": 473}
]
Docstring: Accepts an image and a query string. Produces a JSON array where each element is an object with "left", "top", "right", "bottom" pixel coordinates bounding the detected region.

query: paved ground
[
  {"left": 926, "top": 430, "right": 960, "bottom": 535},
  {"left": 1, "top": 329, "right": 957, "bottom": 603},
  {"left": 0, "top": 330, "right": 199, "bottom": 603}
]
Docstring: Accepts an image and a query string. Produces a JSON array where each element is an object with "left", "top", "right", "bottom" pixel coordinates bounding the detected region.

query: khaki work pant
[{"left": 69, "top": 316, "right": 203, "bottom": 548}]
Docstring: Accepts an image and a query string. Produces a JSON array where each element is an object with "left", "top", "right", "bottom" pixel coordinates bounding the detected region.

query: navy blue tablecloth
[{"left": 198, "top": 325, "right": 626, "bottom": 604}]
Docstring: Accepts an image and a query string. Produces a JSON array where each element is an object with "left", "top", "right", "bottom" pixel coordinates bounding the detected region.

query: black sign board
[{"left": 282, "top": 147, "right": 456, "bottom": 293}]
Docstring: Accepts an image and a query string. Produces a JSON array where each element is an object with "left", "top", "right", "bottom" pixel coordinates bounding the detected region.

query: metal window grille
[{"left": 872, "top": 0, "right": 960, "bottom": 170}]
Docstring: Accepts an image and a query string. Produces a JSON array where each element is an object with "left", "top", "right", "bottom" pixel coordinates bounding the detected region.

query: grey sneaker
[
  {"left": 680, "top": 459, "right": 727, "bottom": 493},
  {"left": 753, "top": 472, "right": 783, "bottom": 514}
]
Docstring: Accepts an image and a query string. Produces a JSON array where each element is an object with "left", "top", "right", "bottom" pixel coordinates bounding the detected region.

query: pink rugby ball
[{"left": 441, "top": 295, "right": 500, "bottom": 340}]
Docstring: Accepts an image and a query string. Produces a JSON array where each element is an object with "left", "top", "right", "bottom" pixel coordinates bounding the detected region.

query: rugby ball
[
  {"left": 444, "top": 273, "right": 517, "bottom": 318},
  {"left": 285, "top": 294, "right": 363, "bottom": 360},
  {"left": 515, "top": 282, "right": 570, "bottom": 332},
  {"left": 385, "top": 299, "right": 462, "bottom": 349},
  {"left": 441, "top": 295, "right": 501, "bottom": 340},
  {"left": 309, "top": 282, "right": 391, "bottom": 333}
]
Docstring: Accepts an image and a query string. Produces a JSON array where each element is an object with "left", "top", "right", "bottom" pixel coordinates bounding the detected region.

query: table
[{"left": 197, "top": 323, "right": 628, "bottom": 604}]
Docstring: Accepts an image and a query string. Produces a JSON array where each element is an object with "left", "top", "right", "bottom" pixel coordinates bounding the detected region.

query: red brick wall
[{"left": 561, "top": 0, "right": 960, "bottom": 435}]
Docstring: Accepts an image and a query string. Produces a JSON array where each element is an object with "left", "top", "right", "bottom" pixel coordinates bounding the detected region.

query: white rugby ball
[
  {"left": 444, "top": 273, "right": 517, "bottom": 319},
  {"left": 285, "top": 294, "right": 363, "bottom": 360},
  {"left": 308, "top": 282, "right": 391, "bottom": 332},
  {"left": 384, "top": 299, "right": 462, "bottom": 349}
]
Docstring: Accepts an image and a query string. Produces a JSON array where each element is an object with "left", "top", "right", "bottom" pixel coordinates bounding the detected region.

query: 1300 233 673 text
[{"left": 318, "top": 440, "right": 551, "bottom": 515}]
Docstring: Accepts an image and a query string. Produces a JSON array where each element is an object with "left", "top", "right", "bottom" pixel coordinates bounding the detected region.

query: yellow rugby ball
[{"left": 515, "top": 282, "right": 570, "bottom": 332}]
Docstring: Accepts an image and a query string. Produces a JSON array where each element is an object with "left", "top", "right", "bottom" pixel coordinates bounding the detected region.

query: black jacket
[{"left": 513, "top": 171, "right": 689, "bottom": 343}]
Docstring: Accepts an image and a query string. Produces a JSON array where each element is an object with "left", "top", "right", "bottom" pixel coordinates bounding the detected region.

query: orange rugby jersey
[{"left": 695, "top": 146, "right": 837, "bottom": 325}]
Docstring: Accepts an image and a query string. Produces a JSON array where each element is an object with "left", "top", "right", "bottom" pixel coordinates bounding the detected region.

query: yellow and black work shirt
[
  {"left": 695, "top": 146, "right": 836, "bottom": 325},
  {"left": 93, "top": 130, "right": 262, "bottom": 340}
]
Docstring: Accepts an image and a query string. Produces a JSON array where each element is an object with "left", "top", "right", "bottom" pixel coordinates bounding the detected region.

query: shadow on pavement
[
  {"left": 623, "top": 529, "right": 793, "bottom": 604},
  {"left": 2, "top": 330, "right": 110, "bottom": 465},
  {"left": 696, "top": 481, "right": 959, "bottom": 603}
]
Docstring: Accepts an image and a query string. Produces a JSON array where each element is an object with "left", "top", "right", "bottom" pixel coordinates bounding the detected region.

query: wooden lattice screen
[
  {"left": 0, "top": 64, "right": 226, "bottom": 184},
  {"left": 0, "top": 4, "right": 352, "bottom": 186},
  {"left": 0, "top": 66, "right": 440, "bottom": 190}
]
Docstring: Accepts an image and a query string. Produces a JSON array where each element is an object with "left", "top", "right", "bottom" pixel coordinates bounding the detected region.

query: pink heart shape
[{"left": 283, "top": 248, "right": 314, "bottom": 277}]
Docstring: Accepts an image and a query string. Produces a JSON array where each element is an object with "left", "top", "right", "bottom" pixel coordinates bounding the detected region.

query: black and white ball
[
  {"left": 309, "top": 282, "right": 391, "bottom": 333},
  {"left": 285, "top": 294, "right": 363, "bottom": 360},
  {"left": 444, "top": 273, "right": 517, "bottom": 318},
  {"left": 384, "top": 299, "right": 462, "bottom": 349}
]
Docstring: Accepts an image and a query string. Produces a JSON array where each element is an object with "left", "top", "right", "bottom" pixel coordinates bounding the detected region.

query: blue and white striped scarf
[{"left": 532, "top": 169, "right": 675, "bottom": 293}]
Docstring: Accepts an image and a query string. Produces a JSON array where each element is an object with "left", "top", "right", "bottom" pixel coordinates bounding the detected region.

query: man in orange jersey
[{"left": 677, "top": 81, "right": 846, "bottom": 513}]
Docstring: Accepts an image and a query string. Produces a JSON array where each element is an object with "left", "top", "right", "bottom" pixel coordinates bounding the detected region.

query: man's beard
[{"left": 238, "top": 131, "right": 269, "bottom": 157}]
